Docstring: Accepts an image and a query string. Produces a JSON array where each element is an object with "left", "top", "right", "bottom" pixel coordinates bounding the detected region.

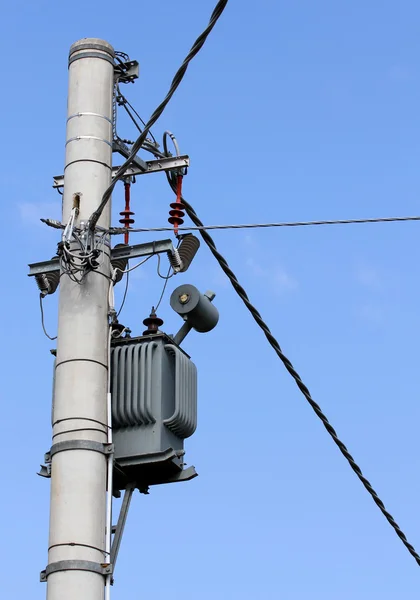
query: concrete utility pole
[{"left": 45, "top": 39, "right": 115, "bottom": 600}]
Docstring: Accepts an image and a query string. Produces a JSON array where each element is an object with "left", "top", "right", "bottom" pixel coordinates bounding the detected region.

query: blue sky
[{"left": 1, "top": 1, "right": 420, "bottom": 598}]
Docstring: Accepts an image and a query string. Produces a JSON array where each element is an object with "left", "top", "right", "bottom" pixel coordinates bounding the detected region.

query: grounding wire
[
  {"left": 88, "top": 0, "right": 229, "bottom": 230},
  {"left": 166, "top": 171, "right": 420, "bottom": 567}
]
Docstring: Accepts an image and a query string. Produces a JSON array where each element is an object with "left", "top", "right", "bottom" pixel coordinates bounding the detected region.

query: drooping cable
[
  {"left": 167, "top": 175, "right": 420, "bottom": 567},
  {"left": 154, "top": 266, "right": 171, "bottom": 312},
  {"left": 39, "top": 294, "right": 57, "bottom": 341},
  {"left": 117, "top": 272, "right": 130, "bottom": 318},
  {"left": 89, "top": 0, "right": 229, "bottom": 230}
]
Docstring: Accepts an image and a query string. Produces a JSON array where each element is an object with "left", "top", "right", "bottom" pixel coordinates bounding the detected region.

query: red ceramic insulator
[
  {"left": 120, "top": 182, "right": 135, "bottom": 244},
  {"left": 168, "top": 175, "right": 184, "bottom": 235}
]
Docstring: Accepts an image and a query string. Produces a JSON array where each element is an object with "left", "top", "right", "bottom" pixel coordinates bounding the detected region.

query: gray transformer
[{"left": 110, "top": 333, "right": 198, "bottom": 491}]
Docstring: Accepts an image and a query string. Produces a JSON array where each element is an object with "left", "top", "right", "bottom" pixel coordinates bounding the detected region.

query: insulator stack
[
  {"left": 143, "top": 308, "right": 164, "bottom": 335},
  {"left": 178, "top": 235, "right": 200, "bottom": 273},
  {"left": 35, "top": 270, "right": 60, "bottom": 297},
  {"left": 120, "top": 182, "right": 135, "bottom": 244},
  {"left": 167, "top": 248, "right": 183, "bottom": 273},
  {"left": 168, "top": 175, "right": 184, "bottom": 235},
  {"left": 168, "top": 202, "right": 184, "bottom": 233},
  {"left": 111, "top": 243, "right": 129, "bottom": 284}
]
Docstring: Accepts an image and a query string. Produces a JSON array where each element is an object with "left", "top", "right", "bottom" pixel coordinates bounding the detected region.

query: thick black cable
[
  {"left": 89, "top": 0, "right": 229, "bottom": 230},
  {"left": 168, "top": 175, "right": 420, "bottom": 566}
]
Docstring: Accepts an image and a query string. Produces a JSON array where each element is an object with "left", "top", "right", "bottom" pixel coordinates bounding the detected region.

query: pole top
[{"left": 69, "top": 38, "right": 115, "bottom": 63}]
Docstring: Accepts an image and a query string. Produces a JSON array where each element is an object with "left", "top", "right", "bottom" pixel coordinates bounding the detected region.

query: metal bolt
[{"left": 179, "top": 293, "right": 190, "bottom": 305}]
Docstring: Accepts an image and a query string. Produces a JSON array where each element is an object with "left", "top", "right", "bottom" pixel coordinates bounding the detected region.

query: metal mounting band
[
  {"left": 66, "top": 135, "right": 112, "bottom": 148},
  {"left": 69, "top": 52, "right": 115, "bottom": 67},
  {"left": 46, "top": 440, "right": 113, "bottom": 463},
  {"left": 40, "top": 560, "right": 112, "bottom": 582},
  {"left": 69, "top": 42, "right": 115, "bottom": 56},
  {"left": 67, "top": 112, "right": 112, "bottom": 124},
  {"left": 69, "top": 43, "right": 115, "bottom": 67}
]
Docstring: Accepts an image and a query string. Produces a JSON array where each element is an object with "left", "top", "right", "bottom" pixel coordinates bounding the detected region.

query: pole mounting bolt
[{"left": 179, "top": 293, "right": 190, "bottom": 305}]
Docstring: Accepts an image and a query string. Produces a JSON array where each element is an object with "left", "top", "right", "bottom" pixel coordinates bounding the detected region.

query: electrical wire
[
  {"left": 89, "top": 0, "right": 229, "bottom": 230},
  {"left": 115, "top": 50, "right": 130, "bottom": 62},
  {"left": 169, "top": 177, "right": 420, "bottom": 567},
  {"left": 154, "top": 239, "right": 179, "bottom": 311},
  {"left": 107, "top": 215, "right": 420, "bottom": 235},
  {"left": 117, "top": 85, "right": 157, "bottom": 144},
  {"left": 117, "top": 253, "right": 154, "bottom": 275},
  {"left": 154, "top": 269, "right": 171, "bottom": 312},
  {"left": 154, "top": 257, "right": 172, "bottom": 312},
  {"left": 39, "top": 294, "right": 57, "bottom": 341},
  {"left": 114, "top": 254, "right": 168, "bottom": 316},
  {"left": 156, "top": 252, "right": 175, "bottom": 280},
  {"left": 117, "top": 272, "right": 130, "bottom": 318},
  {"left": 163, "top": 130, "right": 181, "bottom": 157},
  {"left": 59, "top": 228, "right": 110, "bottom": 284}
]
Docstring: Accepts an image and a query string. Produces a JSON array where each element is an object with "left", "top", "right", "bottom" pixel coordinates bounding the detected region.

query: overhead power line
[
  {"left": 89, "top": 0, "right": 229, "bottom": 230},
  {"left": 108, "top": 214, "right": 420, "bottom": 234},
  {"left": 167, "top": 175, "right": 420, "bottom": 566}
]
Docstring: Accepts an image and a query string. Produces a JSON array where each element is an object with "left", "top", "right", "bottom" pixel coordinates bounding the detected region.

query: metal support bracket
[
  {"left": 110, "top": 484, "right": 135, "bottom": 574},
  {"left": 163, "top": 465, "right": 198, "bottom": 484},
  {"left": 114, "top": 59, "right": 139, "bottom": 84},
  {"left": 37, "top": 464, "right": 51, "bottom": 478},
  {"left": 40, "top": 560, "right": 113, "bottom": 582},
  {"left": 53, "top": 154, "right": 190, "bottom": 189},
  {"left": 28, "top": 239, "right": 175, "bottom": 278},
  {"left": 113, "top": 139, "right": 148, "bottom": 172},
  {"left": 44, "top": 440, "right": 114, "bottom": 464}
]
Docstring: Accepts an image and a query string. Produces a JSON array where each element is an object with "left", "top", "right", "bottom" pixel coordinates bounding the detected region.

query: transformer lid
[{"left": 110, "top": 331, "right": 191, "bottom": 359}]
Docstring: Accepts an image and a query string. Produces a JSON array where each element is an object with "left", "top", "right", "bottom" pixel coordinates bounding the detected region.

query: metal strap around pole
[
  {"left": 40, "top": 560, "right": 113, "bottom": 582},
  {"left": 45, "top": 440, "right": 114, "bottom": 463}
]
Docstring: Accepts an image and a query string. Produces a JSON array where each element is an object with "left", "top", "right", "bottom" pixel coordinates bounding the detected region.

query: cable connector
[
  {"left": 167, "top": 248, "right": 182, "bottom": 273},
  {"left": 41, "top": 218, "right": 65, "bottom": 230}
]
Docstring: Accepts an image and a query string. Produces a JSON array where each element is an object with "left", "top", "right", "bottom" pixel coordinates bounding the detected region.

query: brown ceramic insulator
[{"left": 143, "top": 309, "right": 164, "bottom": 335}]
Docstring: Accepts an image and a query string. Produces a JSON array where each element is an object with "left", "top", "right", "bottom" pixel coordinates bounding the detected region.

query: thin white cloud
[
  {"left": 388, "top": 65, "right": 414, "bottom": 82},
  {"left": 18, "top": 202, "right": 60, "bottom": 226},
  {"left": 354, "top": 265, "right": 381, "bottom": 289},
  {"left": 246, "top": 257, "right": 297, "bottom": 295},
  {"left": 357, "top": 303, "right": 385, "bottom": 325}
]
